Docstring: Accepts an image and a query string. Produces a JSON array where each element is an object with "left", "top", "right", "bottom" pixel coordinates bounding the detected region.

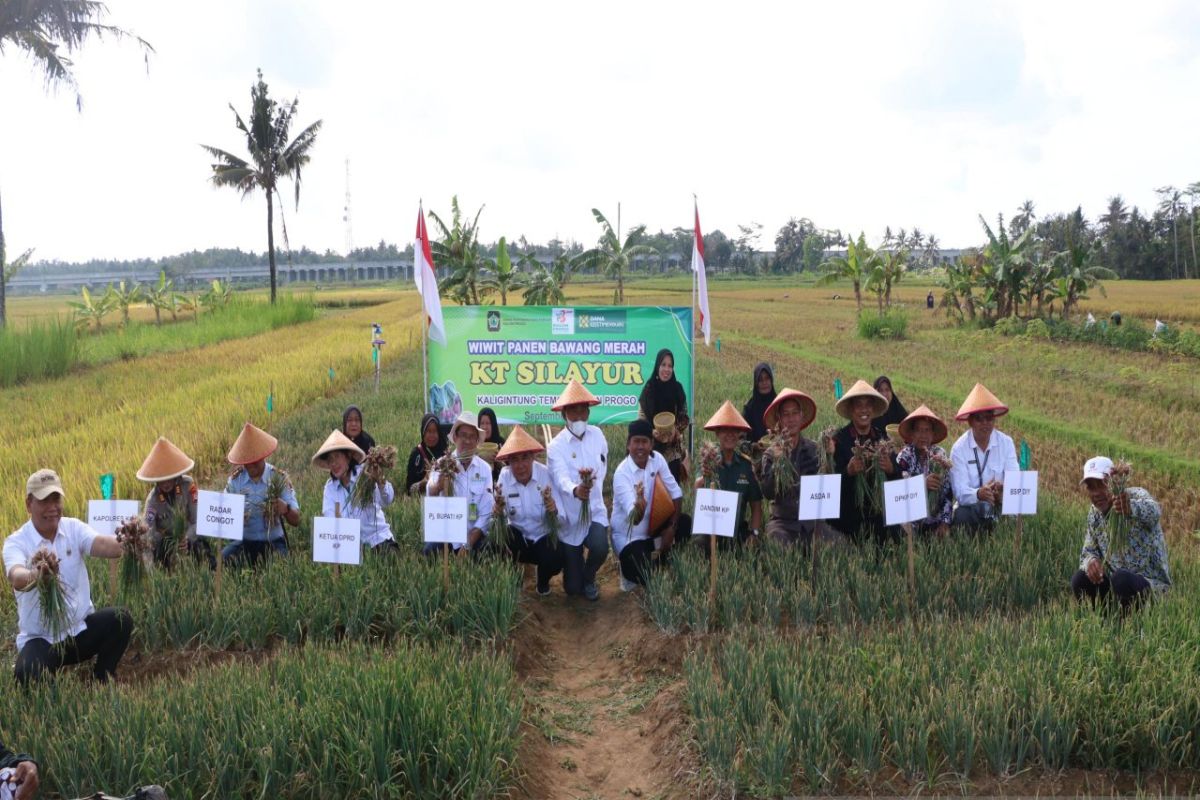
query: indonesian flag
[
  {"left": 692, "top": 200, "right": 711, "bottom": 345},
  {"left": 414, "top": 203, "right": 446, "bottom": 345}
]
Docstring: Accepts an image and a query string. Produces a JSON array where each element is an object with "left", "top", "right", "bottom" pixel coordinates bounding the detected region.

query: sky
[{"left": 3, "top": 0, "right": 1200, "bottom": 263}]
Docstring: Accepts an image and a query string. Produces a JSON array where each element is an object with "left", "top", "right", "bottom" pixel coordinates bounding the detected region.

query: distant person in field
[
  {"left": 695, "top": 401, "right": 763, "bottom": 551},
  {"left": 828, "top": 380, "right": 898, "bottom": 545},
  {"left": 222, "top": 423, "right": 300, "bottom": 566},
  {"left": 612, "top": 419, "right": 689, "bottom": 591},
  {"left": 314, "top": 430, "right": 399, "bottom": 554},
  {"left": 0, "top": 738, "right": 38, "bottom": 799},
  {"left": 926, "top": 291, "right": 935, "bottom": 309},
  {"left": 426, "top": 411, "right": 494, "bottom": 557},
  {"left": 758, "top": 388, "right": 823, "bottom": 546},
  {"left": 547, "top": 380, "right": 610, "bottom": 601},
  {"left": 494, "top": 426, "right": 565, "bottom": 596},
  {"left": 4, "top": 470, "right": 132, "bottom": 686},
  {"left": 341, "top": 405, "right": 376, "bottom": 453},
  {"left": 137, "top": 436, "right": 213, "bottom": 569},
  {"left": 948, "top": 383, "right": 1017, "bottom": 532},
  {"left": 406, "top": 412, "right": 447, "bottom": 496},
  {"left": 895, "top": 406, "right": 953, "bottom": 538},
  {"left": 1071, "top": 456, "right": 1170, "bottom": 612},
  {"left": 871, "top": 376, "right": 909, "bottom": 429},
  {"left": 638, "top": 348, "right": 690, "bottom": 483},
  {"left": 742, "top": 362, "right": 777, "bottom": 443},
  {"left": 477, "top": 407, "right": 507, "bottom": 481}
]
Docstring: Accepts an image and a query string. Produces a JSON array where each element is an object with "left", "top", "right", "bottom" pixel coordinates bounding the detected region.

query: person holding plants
[
  {"left": 0, "top": 739, "right": 38, "bottom": 800},
  {"left": 637, "top": 348, "right": 690, "bottom": 483},
  {"left": 695, "top": 401, "right": 763, "bottom": 552},
  {"left": 948, "top": 383, "right": 1017, "bottom": 532},
  {"left": 137, "top": 436, "right": 213, "bottom": 569},
  {"left": 4, "top": 469, "right": 132, "bottom": 686},
  {"left": 758, "top": 387, "right": 823, "bottom": 546},
  {"left": 828, "top": 380, "right": 898, "bottom": 545},
  {"left": 612, "top": 419, "right": 689, "bottom": 590},
  {"left": 494, "top": 426, "right": 565, "bottom": 596},
  {"left": 314, "top": 430, "right": 399, "bottom": 554},
  {"left": 1071, "top": 456, "right": 1170, "bottom": 611},
  {"left": 895, "top": 405, "right": 953, "bottom": 538},
  {"left": 742, "top": 362, "right": 778, "bottom": 443},
  {"left": 405, "top": 412, "right": 447, "bottom": 496},
  {"left": 341, "top": 405, "right": 376, "bottom": 453},
  {"left": 223, "top": 422, "right": 300, "bottom": 567},
  {"left": 425, "top": 411, "right": 494, "bottom": 556}
]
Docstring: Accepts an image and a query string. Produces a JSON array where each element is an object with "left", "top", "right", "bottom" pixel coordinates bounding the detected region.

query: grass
[{"left": 0, "top": 317, "right": 80, "bottom": 387}]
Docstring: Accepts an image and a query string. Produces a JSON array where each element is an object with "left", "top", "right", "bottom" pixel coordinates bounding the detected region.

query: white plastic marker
[
  {"left": 798, "top": 475, "right": 842, "bottom": 521},
  {"left": 1002, "top": 470, "right": 1039, "bottom": 516},
  {"left": 884, "top": 475, "right": 929, "bottom": 526},
  {"left": 423, "top": 496, "right": 469, "bottom": 545},
  {"left": 693, "top": 488, "right": 739, "bottom": 538},
  {"left": 313, "top": 516, "right": 361, "bottom": 566}
]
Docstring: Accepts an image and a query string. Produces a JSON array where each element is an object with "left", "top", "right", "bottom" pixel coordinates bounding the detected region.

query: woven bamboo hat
[
  {"left": 954, "top": 383, "right": 1009, "bottom": 421},
  {"left": 704, "top": 400, "right": 751, "bottom": 432},
  {"left": 648, "top": 474, "right": 674, "bottom": 533},
  {"left": 136, "top": 437, "right": 195, "bottom": 482},
  {"left": 835, "top": 380, "right": 888, "bottom": 420},
  {"left": 476, "top": 442, "right": 500, "bottom": 464},
  {"left": 227, "top": 422, "right": 278, "bottom": 465},
  {"left": 311, "top": 430, "right": 365, "bottom": 469},
  {"left": 652, "top": 412, "right": 676, "bottom": 437},
  {"left": 898, "top": 405, "right": 948, "bottom": 445},
  {"left": 497, "top": 425, "right": 544, "bottom": 461},
  {"left": 551, "top": 379, "right": 600, "bottom": 412},
  {"left": 763, "top": 388, "right": 818, "bottom": 431}
]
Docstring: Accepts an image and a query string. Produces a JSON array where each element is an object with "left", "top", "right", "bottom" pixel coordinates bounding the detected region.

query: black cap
[{"left": 628, "top": 419, "right": 653, "bottom": 441}]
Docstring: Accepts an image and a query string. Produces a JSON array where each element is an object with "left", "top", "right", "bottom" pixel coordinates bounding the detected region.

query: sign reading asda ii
[{"left": 427, "top": 306, "right": 693, "bottom": 426}]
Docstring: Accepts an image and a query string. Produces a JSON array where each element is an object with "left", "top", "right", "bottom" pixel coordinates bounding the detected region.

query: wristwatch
[{"left": 751, "top": 528, "right": 761, "bottom": 537}]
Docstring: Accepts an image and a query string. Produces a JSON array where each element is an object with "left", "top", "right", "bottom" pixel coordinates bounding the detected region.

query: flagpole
[
  {"left": 690, "top": 196, "right": 698, "bottom": 463},
  {"left": 419, "top": 201, "right": 430, "bottom": 414}
]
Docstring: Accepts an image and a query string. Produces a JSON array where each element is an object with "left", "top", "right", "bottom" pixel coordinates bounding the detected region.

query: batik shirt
[
  {"left": 896, "top": 444, "right": 953, "bottom": 527},
  {"left": 1079, "top": 486, "right": 1171, "bottom": 591}
]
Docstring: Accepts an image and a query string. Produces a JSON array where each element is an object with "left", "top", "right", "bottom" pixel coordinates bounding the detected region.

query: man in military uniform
[
  {"left": 223, "top": 423, "right": 299, "bottom": 567},
  {"left": 696, "top": 401, "right": 763, "bottom": 551},
  {"left": 137, "top": 437, "right": 213, "bottom": 569}
]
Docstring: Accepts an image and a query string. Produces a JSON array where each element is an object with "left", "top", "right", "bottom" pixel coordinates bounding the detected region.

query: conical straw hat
[
  {"left": 704, "top": 400, "right": 751, "bottom": 432},
  {"left": 497, "top": 425, "right": 544, "bottom": 461},
  {"left": 835, "top": 379, "right": 888, "bottom": 420},
  {"left": 311, "top": 430, "right": 365, "bottom": 469},
  {"left": 954, "top": 383, "right": 1008, "bottom": 421},
  {"left": 227, "top": 422, "right": 278, "bottom": 465},
  {"left": 551, "top": 379, "right": 600, "bottom": 412},
  {"left": 762, "top": 388, "right": 817, "bottom": 431},
  {"left": 136, "top": 437, "right": 195, "bottom": 482},
  {"left": 898, "top": 405, "right": 948, "bottom": 445},
  {"left": 648, "top": 474, "right": 675, "bottom": 533}
]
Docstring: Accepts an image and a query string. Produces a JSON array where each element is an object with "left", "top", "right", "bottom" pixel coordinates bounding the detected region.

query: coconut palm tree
[
  {"left": 1155, "top": 185, "right": 1183, "bottom": 279},
  {"left": 201, "top": 70, "right": 322, "bottom": 304},
  {"left": 574, "top": 209, "right": 657, "bottom": 305}
]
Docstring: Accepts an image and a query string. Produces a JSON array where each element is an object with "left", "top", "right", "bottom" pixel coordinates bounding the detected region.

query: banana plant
[
  {"left": 111, "top": 280, "right": 144, "bottom": 327},
  {"left": 66, "top": 285, "right": 117, "bottom": 333},
  {"left": 573, "top": 208, "right": 658, "bottom": 305},
  {"left": 816, "top": 233, "right": 882, "bottom": 315},
  {"left": 479, "top": 237, "right": 522, "bottom": 306},
  {"left": 143, "top": 270, "right": 175, "bottom": 325}
]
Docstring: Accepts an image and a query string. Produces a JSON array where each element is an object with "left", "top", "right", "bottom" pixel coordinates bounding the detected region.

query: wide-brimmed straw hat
[
  {"left": 449, "top": 411, "right": 481, "bottom": 440},
  {"left": 497, "top": 425, "right": 544, "bottom": 461},
  {"left": 476, "top": 442, "right": 500, "bottom": 464},
  {"left": 835, "top": 380, "right": 888, "bottom": 420},
  {"left": 551, "top": 379, "right": 600, "bottom": 412},
  {"left": 955, "top": 383, "right": 1009, "bottom": 421},
  {"left": 311, "top": 430, "right": 365, "bottom": 469},
  {"left": 704, "top": 400, "right": 751, "bottom": 432},
  {"left": 136, "top": 437, "right": 195, "bottom": 482},
  {"left": 648, "top": 474, "right": 674, "bottom": 534},
  {"left": 227, "top": 422, "right": 278, "bottom": 465},
  {"left": 898, "top": 405, "right": 948, "bottom": 445},
  {"left": 763, "top": 388, "right": 818, "bottom": 431}
]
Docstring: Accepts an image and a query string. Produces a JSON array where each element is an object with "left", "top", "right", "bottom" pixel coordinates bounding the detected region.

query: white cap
[
  {"left": 1080, "top": 456, "right": 1114, "bottom": 485},
  {"left": 449, "top": 411, "right": 481, "bottom": 440}
]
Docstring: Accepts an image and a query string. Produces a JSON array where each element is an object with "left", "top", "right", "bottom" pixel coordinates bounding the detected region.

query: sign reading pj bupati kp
[{"left": 427, "top": 306, "right": 694, "bottom": 426}]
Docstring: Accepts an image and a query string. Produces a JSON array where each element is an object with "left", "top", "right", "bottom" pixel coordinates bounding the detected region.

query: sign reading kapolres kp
[{"left": 426, "top": 306, "right": 693, "bottom": 426}]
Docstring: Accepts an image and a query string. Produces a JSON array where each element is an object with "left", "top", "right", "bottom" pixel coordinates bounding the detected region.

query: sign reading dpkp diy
[
  {"left": 884, "top": 475, "right": 928, "bottom": 526},
  {"left": 312, "top": 517, "right": 361, "bottom": 565},
  {"left": 692, "top": 488, "right": 739, "bottom": 538},
  {"left": 196, "top": 490, "right": 245, "bottom": 541},
  {"left": 1002, "top": 470, "right": 1039, "bottom": 516},
  {"left": 87, "top": 499, "right": 140, "bottom": 536},
  {"left": 423, "top": 496, "right": 469, "bottom": 545}
]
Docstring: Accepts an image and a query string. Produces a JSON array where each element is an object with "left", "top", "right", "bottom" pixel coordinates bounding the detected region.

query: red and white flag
[
  {"left": 692, "top": 200, "right": 711, "bottom": 345},
  {"left": 414, "top": 203, "right": 446, "bottom": 345}
]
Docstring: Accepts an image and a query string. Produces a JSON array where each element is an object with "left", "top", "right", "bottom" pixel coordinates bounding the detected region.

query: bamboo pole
[
  {"left": 904, "top": 522, "right": 916, "bottom": 604},
  {"left": 442, "top": 542, "right": 450, "bottom": 593},
  {"left": 709, "top": 532, "right": 718, "bottom": 606},
  {"left": 334, "top": 502, "right": 342, "bottom": 579}
]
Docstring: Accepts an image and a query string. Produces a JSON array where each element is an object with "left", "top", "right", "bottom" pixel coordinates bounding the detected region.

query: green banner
[{"left": 427, "top": 306, "right": 694, "bottom": 426}]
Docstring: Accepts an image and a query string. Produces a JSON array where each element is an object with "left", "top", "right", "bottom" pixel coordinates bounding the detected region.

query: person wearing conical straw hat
[
  {"left": 695, "top": 401, "right": 763, "bottom": 553},
  {"left": 223, "top": 422, "right": 299, "bottom": 567},
  {"left": 827, "top": 379, "right": 898, "bottom": 546},
  {"left": 313, "top": 430, "right": 399, "bottom": 554},
  {"left": 494, "top": 426, "right": 565, "bottom": 595},
  {"left": 612, "top": 419, "right": 690, "bottom": 591},
  {"left": 546, "top": 379, "right": 610, "bottom": 601},
  {"left": 895, "top": 406, "right": 953, "bottom": 538},
  {"left": 759, "top": 387, "right": 823, "bottom": 547},
  {"left": 425, "top": 411, "right": 495, "bottom": 557},
  {"left": 137, "top": 436, "right": 213, "bottom": 569},
  {"left": 948, "top": 383, "right": 1018, "bottom": 532}
]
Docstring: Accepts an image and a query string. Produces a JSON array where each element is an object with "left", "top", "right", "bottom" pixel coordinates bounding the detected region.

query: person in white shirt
[
  {"left": 313, "top": 430, "right": 399, "bottom": 554},
  {"left": 948, "top": 383, "right": 1019, "bottom": 532},
  {"left": 494, "top": 426, "right": 565, "bottom": 596},
  {"left": 3, "top": 469, "right": 131, "bottom": 686},
  {"left": 426, "top": 411, "right": 495, "bottom": 556},
  {"left": 546, "top": 380, "right": 611, "bottom": 601},
  {"left": 612, "top": 419, "right": 689, "bottom": 590}
]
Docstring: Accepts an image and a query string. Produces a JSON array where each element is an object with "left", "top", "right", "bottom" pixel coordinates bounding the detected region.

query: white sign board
[
  {"left": 423, "top": 496, "right": 469, "bottom": 545},
  {"left": 884, "top": 475, "right": 929, "bottom": 526},
  {"left": 1002, "top": 470, "right": 1039, "bottom": 516},
  {"left": 798, "top": 475, "right": 842, "bottom": 521},
  {"left": 87, "top": 499, "right": 140, "bottom": 536},
  {"left": 196, "top": 490, "right": 245, "bottom": 541},
  {"left": 693, "top": 488, "right": 739, "bottom": 538},
  {"left": 312, "top": 516, "right": 361, "bottom": 565}
]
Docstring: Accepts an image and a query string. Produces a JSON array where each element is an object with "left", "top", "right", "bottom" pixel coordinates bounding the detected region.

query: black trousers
[
  {"left": 618, "top": 513, "right": 693, "bottom": 586},
  {"left": 505, "top": 527, "right": 564, "bottom": 591},
  {"left": 1071, "top": 568, "right": 1152, "bottom": 610},
  {"left": 14, "top": 607, "right": 134, "bottom": 685}
]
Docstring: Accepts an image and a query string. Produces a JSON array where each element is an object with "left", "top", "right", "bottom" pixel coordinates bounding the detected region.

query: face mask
[{"left": 567, "top": 420, "right": 587, "bottom": 437}]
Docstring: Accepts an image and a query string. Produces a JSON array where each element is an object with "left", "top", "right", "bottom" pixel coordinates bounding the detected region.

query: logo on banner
[
  {"left": 486, "top": 310, "right": 501, "bottom": 332},
  {"left": 551, "top": 308, "right": 575, "bottom": 335},
  {"left": 578, "top": 311, "right": 626, "bottom": 333}
]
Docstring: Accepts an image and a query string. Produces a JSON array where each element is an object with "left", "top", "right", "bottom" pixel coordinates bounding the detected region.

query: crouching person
[
  {"left": 494, "top": 426, "right": 565, "bottom": 596},
  {"left": 4, "top": 470, "right": 133, "bottom": 686},
  {"left": 425, "top": 411, "right": 494, "bottom": 557}
]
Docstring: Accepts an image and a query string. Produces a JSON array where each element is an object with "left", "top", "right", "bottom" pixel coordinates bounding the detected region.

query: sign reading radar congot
[
  {"left": 692, "top": 488, "right": 739, "bottom": 538},
  {"left": 423, "top": 496, "right": 469, "bottom": 546},
  {"left": 312, "top": 516, "right": 361, "bottom": 566},
  {"left": 196, "top": 490, "right": 245, "bottom": 541},
  {"left": 1002, "top": 470, "right": 1039, "bottom": 516},
  {"left": 87, "top": 499, "right": 140, "bottom": 536},
  {"left": 798, "top": 475, "right": 842, "bottom": 521},
  {"left": 884, "top": 474, "right": 929, "bottom": 526}
]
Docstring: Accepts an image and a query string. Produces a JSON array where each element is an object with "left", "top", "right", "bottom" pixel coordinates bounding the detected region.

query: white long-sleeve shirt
[
  {"left": 3, "top": 518, "right": 99, "bottom": 650},
  {"left": 948, "top": 428, "right": 1019, "bottom": 506},
  {"left": 611, "top": 451, "right": 682, "bottom": 555},
  {"left": 322, "top": 467, "right": 396, "bottom": 547},
  {"left": 428, "top": 453, "right": 495, "bottom": 549},
  {"left": 547, "top": 425, "right": 610, "bottom": 546},
  {"left": 497, "top": 462, "right": 564, "bottom": 543}
]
